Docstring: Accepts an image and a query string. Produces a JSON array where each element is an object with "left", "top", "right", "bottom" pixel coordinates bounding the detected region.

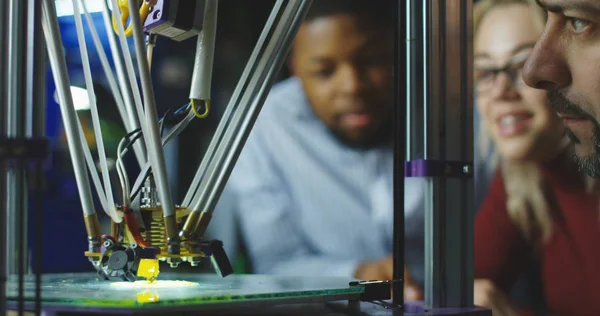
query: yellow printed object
[
  {"left": 137, "top": 259, "right": 159, "bottom": 282},
  {"left": 112, "top": 0, "right": 151, "bottom": 37},
  {"left": 137, "top": 291, "right": 159, "bottom": 303}
]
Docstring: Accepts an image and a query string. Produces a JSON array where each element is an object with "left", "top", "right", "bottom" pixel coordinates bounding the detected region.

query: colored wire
[
  {"left": 191, "top": 99, "right": 210, "bottom": 118},
  {"left": 122, "top": 206, "right": 150, "bottom": 248},
  {"left": 174, "top": 102, "right": 191, "bottom": 116}
]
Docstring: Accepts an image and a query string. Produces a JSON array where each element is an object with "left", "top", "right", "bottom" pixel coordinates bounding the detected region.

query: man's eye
[
  {"left": 567, "top": 17, "right": 591, "bottom": 33},
  {"left": 313, "top": 69, "right": 333, "bottom": 78}
]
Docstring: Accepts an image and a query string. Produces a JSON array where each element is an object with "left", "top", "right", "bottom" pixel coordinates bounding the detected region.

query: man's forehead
[{"left": 536, "top": 0, "right": 600, "bottom": 14}]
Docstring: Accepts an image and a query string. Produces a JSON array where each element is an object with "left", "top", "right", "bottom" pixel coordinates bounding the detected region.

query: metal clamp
[{"left": 405, "top": 160, "right": 472, "bottom": 178}]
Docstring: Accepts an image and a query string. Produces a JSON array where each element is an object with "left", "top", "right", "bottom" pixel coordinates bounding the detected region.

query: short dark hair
[{"left": 304, "top": 0, "right": 394, "bottom": 30}]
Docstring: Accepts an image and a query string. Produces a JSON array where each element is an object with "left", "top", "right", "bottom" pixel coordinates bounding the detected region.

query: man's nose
[
  {"left": 522, "top": 32, "right": 571, "bottom": 91},
  {"left": 339, "top": 66, "right": 366, "bottom": 94}
]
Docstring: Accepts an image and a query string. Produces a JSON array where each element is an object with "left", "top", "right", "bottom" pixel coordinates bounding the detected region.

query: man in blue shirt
[{"left": 221, "top": 0, "right": 426, "bottom": 299}]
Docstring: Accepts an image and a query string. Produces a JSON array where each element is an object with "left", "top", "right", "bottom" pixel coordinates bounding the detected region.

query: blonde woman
[{"left": 473, "top": 0, "right": 600, "bottom": 315}]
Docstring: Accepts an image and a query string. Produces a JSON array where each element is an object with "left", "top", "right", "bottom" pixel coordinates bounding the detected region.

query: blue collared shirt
[{"left": 214, "top": 77, "right": 426, "bottom": 286}]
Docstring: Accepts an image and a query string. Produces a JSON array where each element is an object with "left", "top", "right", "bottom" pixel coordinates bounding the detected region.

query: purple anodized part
[
  {"left": 143, "top": 0, "right": 166, "bottom": 33},
  {"left": 404, "top": 160, "right": 473, "bottom": 178}
]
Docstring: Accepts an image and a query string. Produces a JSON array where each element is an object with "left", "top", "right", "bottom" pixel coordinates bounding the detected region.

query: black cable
[
  {"left": 124, "top": 127, "right": 142, "bottom": 139},
  {"left": 129, "top": 168, "right": 149, "bottom": 201},
  {"left": 133, "top": 110, "right": 191, "bottom": 201},
  {"left": 124, "top": 106, "right": 187, "bottom": 201},
  {"left": 17, "top": 164, "right": 25, "bottom": 316},
  {"left": 123, "top": 132, "right": 143, "bottom": 154},
  {"left": 34, "top": 161, "right": 43, "bottom": 316},
  {"left": 121, "top": 107, "right": 172, "bottom": 154},
  {"left": 121, "top": 128, "right": 159, "bottom": 201}
]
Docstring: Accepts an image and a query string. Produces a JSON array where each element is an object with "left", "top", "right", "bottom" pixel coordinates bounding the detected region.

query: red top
[{"left": 475, "top": 154, "right": 600, "bottom": 316}]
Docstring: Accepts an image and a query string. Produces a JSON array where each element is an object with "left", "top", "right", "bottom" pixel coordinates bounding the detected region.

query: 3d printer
[
  {"left": 0, "top": 0, "right": 483, "bottom": 314},
  {"left": 45, "top": 0, "right": 238, "bottom": 283}
]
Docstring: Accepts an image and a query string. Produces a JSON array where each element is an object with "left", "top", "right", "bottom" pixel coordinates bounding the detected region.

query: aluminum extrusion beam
[{"left": 406, "top": 0, "right": 474, "bottom": 308}]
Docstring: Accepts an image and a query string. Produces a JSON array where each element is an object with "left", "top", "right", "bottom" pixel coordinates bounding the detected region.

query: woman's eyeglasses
[{"left": 474, "top": 52, "right": 530, "bottom": 94}]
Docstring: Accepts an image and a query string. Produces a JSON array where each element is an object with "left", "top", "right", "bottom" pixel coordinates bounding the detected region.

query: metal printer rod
[
  {"left": 406, "top": 0, "right": 475, "bottom": 308},
  {"left": 181, "top": 0, "right": 313, "bottom": 240},
  {"left": 181, "top": 0, "right": 286, "bottom": 208}
]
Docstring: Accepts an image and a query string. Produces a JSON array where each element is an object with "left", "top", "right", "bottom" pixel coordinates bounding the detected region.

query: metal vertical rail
[
  {"left": 7, "top": 0, "right": 30, "bottom": 314},
  {"left": 392, "top": 0, "right": 406, "bottom": 306},
  {"left": 457, "top": 1, "right": 475, "bottom": 306},
  {"left": 7, "top": 1, "right": 29, "bottom": 290},
  {"left": 406, "top": 0, "right": 474, "bottom": 308},
  {"left": 0, "top": 0, "right": 8, "bottom": 313},
  {"left": 27, "top": 0, "right": 45, "bottom": 313}
]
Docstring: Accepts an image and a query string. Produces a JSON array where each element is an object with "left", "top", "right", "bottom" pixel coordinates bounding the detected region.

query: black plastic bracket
[
  {"left": 349, "top": 280, "right": 392, "bottom": 301},
  {"left": 186, "top": 239, "right": 234, "bottom": 278},
  {"left": 0, "top": 137, "right": 49, "bottom": 160},
  {"left": 206, "top": 239, "right": 234, "bottom": 278}
]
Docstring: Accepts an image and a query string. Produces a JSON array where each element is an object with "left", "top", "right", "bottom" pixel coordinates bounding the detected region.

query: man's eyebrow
[
  {"left": 309, "top": 57, "right": 330, "bottom": 63},
  {"left": 536, "top": 0, "right": 600, "bottom": 14}
]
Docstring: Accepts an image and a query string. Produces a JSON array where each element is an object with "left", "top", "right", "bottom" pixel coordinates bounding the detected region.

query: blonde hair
[
  {"left": 474, "top": 0, "right": 546, "bottom": 38},
  {"left": 474, "top": 0, "right": 553, "bottom": 246}
]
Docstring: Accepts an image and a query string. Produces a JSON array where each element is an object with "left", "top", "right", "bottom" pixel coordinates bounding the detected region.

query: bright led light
[
  {"left": 54, "top": 86, "right": 91, "bottom": 111},
  {"left": 54, "top": 0, "right": 112, "bottom": 17}
]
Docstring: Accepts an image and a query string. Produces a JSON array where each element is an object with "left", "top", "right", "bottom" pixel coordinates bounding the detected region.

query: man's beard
[
  {"left": 548, "top": 91, "right": 600, "bottom": 178},
  {"left": 329, "top": 119, "right": 393, "bottom": 150}
]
